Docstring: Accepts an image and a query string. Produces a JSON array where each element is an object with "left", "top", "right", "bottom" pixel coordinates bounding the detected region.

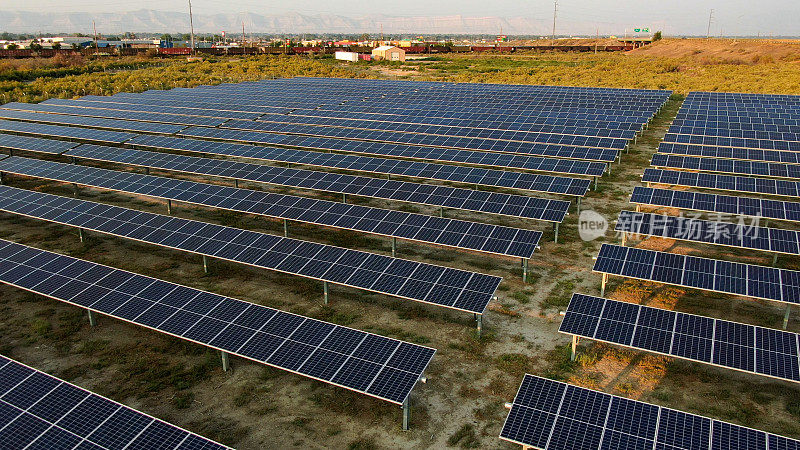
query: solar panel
[
  {"left": 63, "top": 144, "right": 571, "bottom": 223},
  {"left": 130, "top": 134, "right": 609, "bottom": 175},
  {"left": 663, "top": 132, "right": 800, "bottom": 152},
  {"left": 616, "top": 210, "right": 800, "bottom": 255},
  {"left": 0, "top": 120, "right": 135, "bottom": 144},
  {"left": 658, "top": 142, "right": 800, "bottom": 164},
  {"left": 560, "top": 293, "right": 800, "bottom": 383},
  {"left": 593, "top": 243, "right": 800, "bottom": 305},
  {"left": 179, "top": 126, "right": 621, "bottom": 163},
  {"left": 43, "top": 97, "right": 265, "bottom": 120},
  {"left": 0, "top": 101, "right": 226, "bottom": 127},
  {"left": 0, "top": 355, "right": 229, "bottom": 449},
  {"left": 0, "top": 239, "right": 435, "bottom": 404},
  {"left": 651, "top": 153, "right": 800, "bottom": 180},
  {"left": 0, "top": 155, "right": 542, "bottom": 259},
  {"left": 668, "top": 126, "right": 800, "bottom": 145},
  {"left": 0, "top": 185, "right": 501, "bottom": 314},
  {"left": 0, "top": 108, "right": 185, "bottom": 135},
  {"left": 642, "top": 167, "right": 800, "bottom": 198},
  {"left": 0, "top": 134, "right": 79, "bottom": 155},
  {"left": 499, "top": 374, "right": 800, "bottom": 449},
  {"left": 630, "top": 186, "right": 800, "bottom": 223}
]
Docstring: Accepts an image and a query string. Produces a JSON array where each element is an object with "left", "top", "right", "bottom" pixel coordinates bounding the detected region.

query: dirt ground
[
  {"left": 2, "top": 93, "right": 800, "bottom": 449},
  {"left": 630, "top": 38, "right": 800, "bottom": 62}
]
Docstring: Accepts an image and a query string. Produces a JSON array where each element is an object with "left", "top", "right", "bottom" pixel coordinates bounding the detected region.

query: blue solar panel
[
  {"left": 500, "top": 374, "right": 800, "bottom": 449},
  {"left": 0, "top": 355, "right": 228, "bottom": 449},
  {"left": 561, "top": 293, "right": 800, "bottom": 383},
  {"left": 0, "top": 240, "right": 435, "bottom": 404},
  {"left": 642, "top": 168, "right": 800, "bottom": 198},
  {"left": 0, "top": 155, "right": 541, "bottom": 259},
  {"left": 0, "top": 185, "right": 501, "bottom": 313}
]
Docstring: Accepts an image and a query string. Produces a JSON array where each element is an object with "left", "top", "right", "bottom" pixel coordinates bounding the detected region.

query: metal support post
[
  {"left": 203, "top": 255, "right": 209, "bottom": 274},
  {"left": 576, "top": 197, "right": 581, "bottom": 214},
  {"left": 570, "top": 335, "right": 578, "bottom": 361},
  {"left": 522, "top": 258, "right": 528, "bottom": 283},
  {"left": 600, "top": 273, "right": 608, "bottom": 297},
  {"left": 220, "top": 351, "right": 230, "bottom": 372},
  {"left": 593, "top": 177, "right": 598, "bottom": 191},
  {"left": 283, "top": 219, "right": 288, "bottom": 237},
  {"left": 773, "top": 253, "right": 778, "bottom": 266},
  {"left": 70, "top": 156, "right": 75, "bottom": 164},
  {"left": 784, "top": 305, "right": 791, "bottom": 330},
  {"left": 607, "top": 163, "right": 611, "bottom": 175},
  {"left": 323, "top": 281, "right": 329, "bottom": 304},
  {"left": 234, "top": 179, "right": 239, "bottom": 189},
  {"left": 87, "top": 309, "right": 97, "bottom": 327},
  {"left": 553, "top": 222, "right": 559, "bottom": 243},
  {"left": 476, "top": 314, "right": 483, "bottom": 337},
  {"left": 166, "top": 200, "right": 172, "bottom": 215},
  {"left": 78, "top": 228, "right": 84, "bottom": 243},
  {"left": 144, "top": 167, "right": 149, "bottom": 175},
  {"left": 635, "top": 204, "right": 641, "bottom": 213},
  {"left": 402, "top": 397, "right": 410, "bottom": 431},
  {"left": 0, "top": 172, "right": 4, "bottom": 185},
  {"left": 342, "top": 193, "right": 347, "bottom": 203},
  {"left": 621, "top": 233, "right": 627, "bottom": 247},
  {"left": 72, "top": 183, "right": 79, "bottom": 198},
  {"left": 391, "top": 237, "right": 397, "bottom": 258},
  {"left": 439, "top": 206, "right": 444, "bottom": 218}
]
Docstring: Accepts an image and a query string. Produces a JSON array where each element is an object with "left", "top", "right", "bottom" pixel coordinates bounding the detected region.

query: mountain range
[{"left": 2, "top": 10, "right": 559, "bottom": 35}]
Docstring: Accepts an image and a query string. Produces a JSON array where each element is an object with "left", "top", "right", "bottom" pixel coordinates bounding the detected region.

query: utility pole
[
  {"left": 706, "top": 9, "right": 714, "bottom": 39},
  {"left": 551, "top": 0, "right": 558, "bottom": 42},
  {"left": 92, "top": 20, "right": 98, "bottom": 56},
  {"left": 242, "top": 21, "right": 246, "bottom": 47},
  {"left": 188, "top": 0, "right": 196, "bottom": 54},
  {"left": 595, "top": 27, "right": 598, "bottom": 54}
]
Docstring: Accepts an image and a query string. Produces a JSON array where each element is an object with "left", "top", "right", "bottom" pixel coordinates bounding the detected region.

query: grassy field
[{"left": 1, "top": 40, "right": 800, "bottom": 448}]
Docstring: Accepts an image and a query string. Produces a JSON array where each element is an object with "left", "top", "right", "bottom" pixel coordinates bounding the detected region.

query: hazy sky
[{"left": 3, "top": 0, "right": 799, "bottom": 35}]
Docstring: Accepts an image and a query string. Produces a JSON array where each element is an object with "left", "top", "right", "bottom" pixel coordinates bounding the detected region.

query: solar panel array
[
  {"left": 0, "top": 108, "right": 185, "bottom": 135},
  {"left": 0, "top": 185, "right": 501, "bottom": 314},
  {"left": 0, "top": 155, "right": 541, "bottom": 259},
  {"left": 560, "top": 293, "right": 800, "bottom": 383},
  {"left": 0, "top": 239, "right": 435, "bottom": 404},
  {"left": 499, "top": 374, "right": 800, "bottom": 450},
  {"left": 0, "top": 355, "right": 229, "bottom": 449},
  {"left": 616, "top": 210, "right": 800, "bottom": 255},
  {"left": 651, "top": 153, "right": 800, "bottom": 179},
  {"left": 630, "top": 186, "right": 800, "bottom": 223},
  {"left": 642, "top": 167, "right": 800, "bottom": 198},
  {"left": 593, "top": 243, "right": 800, "bottom": 305},
  {"left": 61, "top": 144, "right": 572, "bottom": 223}
]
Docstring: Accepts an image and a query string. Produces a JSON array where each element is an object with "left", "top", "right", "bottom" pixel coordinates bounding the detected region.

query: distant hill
[{"left": 1, "top": 9, "right": 555, "bottom": 35}]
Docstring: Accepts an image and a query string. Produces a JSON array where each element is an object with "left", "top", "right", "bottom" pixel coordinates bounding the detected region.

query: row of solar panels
[
  {"left": 0, "top": 132, "right": 574, "bottom": 222},
  {"left": 0, "top": 239, "right": 435, "bottom": 405},
  {"left": 0, "top": 355, "right": 229, "bottom": 449}
]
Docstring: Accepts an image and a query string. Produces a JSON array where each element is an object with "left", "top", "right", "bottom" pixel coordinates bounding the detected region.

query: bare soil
[{"left": 630, "top": 38, "right": 800, "bottom": 62}]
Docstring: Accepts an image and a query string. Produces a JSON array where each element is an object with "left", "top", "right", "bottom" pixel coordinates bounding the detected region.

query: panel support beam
[
  {"left": 323, "top": 281, "right": 329, "bottom": 304},
  {"left": 600, "top": 273, "right": 608, "bottom": 297},
  {"left": 553, "top": 222, "right": 559, "bottom": 243},
  {"left": 220, "top": 351, "right": 230, "bottom": 372},
  {"left": 202, "top": 255, "right": 209, "bottom": 274},
  {"left": 522, "top": 258, "right": 529, "bottom": 283},
  {"left": 402, "top": 397, "right": 410, "bottom": 431},
  {"left": 391, "top": 237, "right": 397, "bottom": 258},
  {"left": 784, "top": 305, "right": 792, "bottom": 330},
  {"left": 87, "top": 309, "right": 97, "bottom": 327},
  {"left": 570, "top": 335, "right": 578, "bottom": 361}
]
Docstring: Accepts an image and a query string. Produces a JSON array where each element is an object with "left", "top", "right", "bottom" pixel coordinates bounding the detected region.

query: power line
[
  {"left": 551, "top": 0, "right": 558, "bottom": 41},
  {"left": 706, "top": 8, "right": 713, "bottom": 39}
]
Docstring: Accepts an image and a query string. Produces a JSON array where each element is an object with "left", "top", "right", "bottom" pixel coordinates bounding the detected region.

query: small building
[
  {"left": 371, "top": 45, "right": 405, "bottom": 61},
  {"left": 335, "top": 51, "right": 358, "bottom": 62}
]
